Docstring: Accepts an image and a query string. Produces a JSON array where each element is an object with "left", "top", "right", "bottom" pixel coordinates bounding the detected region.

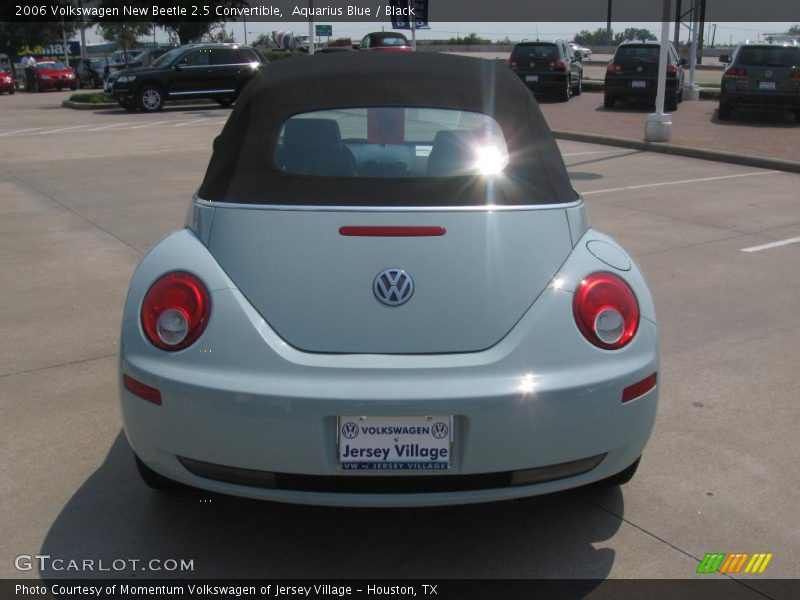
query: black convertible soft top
[{"left": 198, "top": 52, "right": 578, "bottom": 206}]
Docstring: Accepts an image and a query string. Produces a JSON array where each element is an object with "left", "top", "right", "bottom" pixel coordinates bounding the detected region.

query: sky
[{"left": 82, "top": 22, "right": 798, "bottom": 47}]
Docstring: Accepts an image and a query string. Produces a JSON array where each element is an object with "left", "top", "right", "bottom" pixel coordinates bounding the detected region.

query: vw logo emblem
[
  {"left": 765, "top": 69, "right": 773, "bottom": 78},
  {"left": 341, "top": 422, "right": 359, "bottom": 439},
  {"left": 636, "top": 65, "right": 643, "bottom": 72},
  {"left": 373, "top": 269, "right": 414, "bottom": 306},
  {"left": 431, "top": 421, "right": 449, "bottom": 440}
]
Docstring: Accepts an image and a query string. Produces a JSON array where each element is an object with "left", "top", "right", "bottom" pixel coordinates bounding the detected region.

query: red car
[
  {"left": 358, "top": 32, "right": 413, "bottom": 52},
  {"left": 34, "top": 61, "right": 78, "bottom": 91},
  {"left": 0, "top": 68, "right": 15, "bottom": 94}
]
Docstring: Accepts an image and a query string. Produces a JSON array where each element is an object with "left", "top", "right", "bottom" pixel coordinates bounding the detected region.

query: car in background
[
  {"left": 604, "top": 41, "right": 686, "bottom": 111},
  {"left": 359, "top": 32, "right": 413, "bottom": 52},
  {"left": 127, "top": 45, "right": 179, "bottom": 69},
  {"left": 570, "top": 42, "right": 592, "bottom": 59},
  {"left": 0, "top": 67, "right": 14, "bottom": 94},
  {"left": 507, "top": 40, "right": 583, "bottom": 101},
  {"left": 718, "top": 42, "right": 800, "bottom": 122},
  {"left": 34, "top": 61, "right": 77, "bottom": 91},
  {"left": 104, "top": 43, "right": 266, "bottom": 112},
  {"left": 119, "top": 52, "right": 659, "bottom": 506},
  {"left": 75, "top": 58, "right": 108, "bottom": 88}
]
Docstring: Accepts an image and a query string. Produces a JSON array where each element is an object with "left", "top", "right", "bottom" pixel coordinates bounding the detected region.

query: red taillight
[
  {"left": 791, "top": 70, "right": 800, "bottom": 79},
  {"left": 606, "top": 63, "right": 623, "bottom": 74},
  {"left": 573, "top": 272, "right": 640, "bottom": 350},
  {"left": 141, "top": 271, "right": 211, "bottom": 351},
  {"left": 123, "top": 374, "right": 162, "bottom": 405},
  {"left": 339, "top": 226, "right": 446, "bottom": 237},
  {"left": 725, "top": 66, "right": 747, "bottom": 77},
  {"left": 622, "top": 372, "right": 658, "bottom": 403},
  {"left": 666, "top": 64, "right": 677, "bottom": 76},
  {"left": 550, "top": 59, "right": 567, "bottom": 72},
  {"left": 507, "top": 59, "right": 517, "bottom": 69}
]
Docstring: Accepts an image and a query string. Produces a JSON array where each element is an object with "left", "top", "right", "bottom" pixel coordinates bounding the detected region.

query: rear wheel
[
  {"left": 794, "top": 110, "right": 800, "bottom": 124},
  {"left": 558, "top": 77, "right": 571, "bottom": 102},
  {"left": 718, "top": 100, "right": 732, "bottom": 120},
  {"left": 137, "top": 84, "right": 164, "bottom": 112},
  {"left": 603, "top": 94, "right": 615, "bottom": 109},
  {"left": 215, "top": 96, "right": 235, "bottom": 107},
  {"left": 572, "top": 73, "right": 582, "bottom": 96},
  {"left": 596, "top": 457, "right": 640, "bottom": 487},
  {"left": 135, "top": 455, "right": 184, "bottom": 491}
]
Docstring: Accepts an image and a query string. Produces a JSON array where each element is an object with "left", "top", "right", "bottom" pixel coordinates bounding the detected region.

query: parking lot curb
[
  {"left": 62, "top": 100, "right": 118, "bottom": 110},
  {"left": 553, "top": 130, "right": 800, "bottom": 174}
]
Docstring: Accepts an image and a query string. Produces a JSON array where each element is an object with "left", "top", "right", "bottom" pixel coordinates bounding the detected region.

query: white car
[{"left": 119, "top": 53, "right": 659, "bottom": 507}]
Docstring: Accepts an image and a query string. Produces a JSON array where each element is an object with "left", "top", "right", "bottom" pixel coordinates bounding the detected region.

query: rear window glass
[
  {"left": 615, "top": 46, "right": 660, "bottom": 62},
  {"left": 737, "top": 46, "right": 800, "bottom": 66},
  {"left": 374, "top": 35, "right": 407, "bottom": 47},
  {"left": 275, "top": 108, "right": 508, "bottom": 178},
  {"left": 511, "top": 44, "right": 559, "bottom": 61}
]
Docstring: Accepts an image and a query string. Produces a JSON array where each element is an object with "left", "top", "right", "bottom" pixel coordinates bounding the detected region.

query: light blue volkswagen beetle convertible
[{"left": 119, "top": 52, "right": 659, "bottom": 506}]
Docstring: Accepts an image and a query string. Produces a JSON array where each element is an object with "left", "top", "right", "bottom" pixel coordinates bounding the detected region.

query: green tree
[
  {"left": 153, "top": 0, "right": 247, "bottom": 44},
  {"left": 788, "top": 25, "right": 800, "bottom": 35},
  {"left": 447, "top": 33, "right": 492, "bottom": 45},
  {"left": 614, "top": 28, "right": 657, "bottom": 44},
  {"left": 574, "top": 28, "right": 610, "bottom": 46},
  {"left": 205, "top": 25, "right": 235, "bottom": 43},
  {"left": 96, "top": 22, "right": 152, "bottom": 65}
]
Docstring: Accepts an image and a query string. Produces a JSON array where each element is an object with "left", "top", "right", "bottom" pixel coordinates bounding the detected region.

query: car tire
[
  {"left": 596, "top": 457, "right": 640, "bottom": 487},
  {"left": 137, "top": 84, "right": 165, "bottom": 112},
  {"left": 135, "top": 455, "right": 185, "bottom": 491},
  {"left": 9, "top": 89, "right": 14, "bottom": 95},
  {"left": 572, "top": 73, "right": 582, "bottom": 96},
  {"left": 718, "top": 101, "right": 732, "bottom": 120},
  {"left": 559, "top": 77, "right": 571, "bottom": 102},
  {"left": 665, "top": 92, "right": 678, "bottom": 112},
  {"left": 215, "top": 96, "right": 235, "bottom": 107},
  {"left": 603, "top": 94, "right": 615, "bottom": 109},
  {"left": 794, "top": 110, "right": 800, "bottom": 124},
  {"left": 70, "top": 85, "right": 77, "bottom": 91}
]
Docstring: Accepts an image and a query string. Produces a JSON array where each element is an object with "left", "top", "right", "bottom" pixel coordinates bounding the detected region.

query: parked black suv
[
  {"left": 604, "top": 41, "right": 686, "bottom": 111},
  {"left": 507, "top": 41, "right": 583, "bottom": 101},
  {"left": 104, "top": 44, "right": 266, "bottom": 112},
  {"left": 718, "top": 42, "right": 800, "bottom": 122}
]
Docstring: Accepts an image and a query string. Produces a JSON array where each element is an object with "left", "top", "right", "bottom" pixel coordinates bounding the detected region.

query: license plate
[
  {"left": 525, "top": 75, "right": 538, "bottom": 82},
  {"left": 758, "top": 81, "right": 776, "bottom": 91},
  {"left": 632, "top": 80, "right": 647, "bottom": 88},
  {"left": 337, "top": 416, "right": 452, "bottom": 471}
]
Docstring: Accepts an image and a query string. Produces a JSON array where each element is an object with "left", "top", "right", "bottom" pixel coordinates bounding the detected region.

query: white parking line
[
  {"left": 129, "top": 120, "right": 178, "bottom": 129},
  {"left": 582, "top": 171, "right": 779, "bottom": 196},
  {"left": 84, "top": 122, "right": 133, "bottom": 131},
  {"left": 171, "top": 118, "right": 212, "bottom": 127},
  {"left": 35, "top": 124, "right": 94, "bottom": 135},
  {"left": 740, "top": 236, "right": 800, "bottom": 253},
  {"left": 0, "top": 127, "right": 46, "bottom": 136}
]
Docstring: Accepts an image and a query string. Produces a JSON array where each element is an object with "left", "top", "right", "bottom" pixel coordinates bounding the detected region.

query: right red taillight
[
  {"left": 606, "top": 63, "right": 623, "bottom": 74},
  {"left": 573, "top": 272, "right": 640, "bottom": 350},
  {"left": 507, "top": 59, "right": 517, "bottom": 69},
  {"left": 725, "top": 66, "right": 748, "bottom": 77},
  {"left": 141, "top": 271, "right": 211, "bottom": 351}
]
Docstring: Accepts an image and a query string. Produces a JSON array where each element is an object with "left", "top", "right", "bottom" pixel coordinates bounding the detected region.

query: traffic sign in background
[{"left": 316, "top": 25, "right": 333, "bottom": 37}]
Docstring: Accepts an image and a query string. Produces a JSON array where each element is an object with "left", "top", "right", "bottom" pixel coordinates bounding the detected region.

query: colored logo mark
[{"left": 696, "top": 552, "right": 773, "bottom": 574}]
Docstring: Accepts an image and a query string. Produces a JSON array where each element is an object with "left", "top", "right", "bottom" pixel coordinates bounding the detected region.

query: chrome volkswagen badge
[
  {"left": 765, "top": 69, "right": 773, "bottom": 78},
  {"left": 373, "top": 269, "right": 414, "bottom": 306}
]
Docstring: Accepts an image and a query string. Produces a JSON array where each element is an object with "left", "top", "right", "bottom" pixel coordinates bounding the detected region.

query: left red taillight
[
  {"left": 573, "top": 272, "right": 640, "bottom": 350},
  {"left": 141, "top": 271, "right": 211, "bottom": 351}
]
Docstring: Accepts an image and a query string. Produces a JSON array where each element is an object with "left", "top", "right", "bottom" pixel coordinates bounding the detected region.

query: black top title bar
[{"left": 4, "top": 0, "right": 799, "bottom": 23}]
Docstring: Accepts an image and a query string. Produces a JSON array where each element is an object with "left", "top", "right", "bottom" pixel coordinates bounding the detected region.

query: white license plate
[
  {"left": 632, "top": 80, "right": 647, "bottom": 88},
  {"left": 338, "top": 416, "right": 452, "bottom": 471},
  {"left": 758, "top": 81, "right": 776, "bottom": 91},
  {"left": 525, "top": 75, "right": 539, "bottom": 82}
]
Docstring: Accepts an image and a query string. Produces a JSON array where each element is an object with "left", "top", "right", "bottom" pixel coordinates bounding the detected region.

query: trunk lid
[{"left": 207, "top": 207, "right": 573, "bottom": 354}]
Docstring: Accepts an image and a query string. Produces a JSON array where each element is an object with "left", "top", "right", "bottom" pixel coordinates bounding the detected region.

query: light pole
[
  {"left": 645, "top": 0, "right": 673, "bottom": 142},
  {"left": 307, "top": 0, "right": 315, "bottom": 55}
]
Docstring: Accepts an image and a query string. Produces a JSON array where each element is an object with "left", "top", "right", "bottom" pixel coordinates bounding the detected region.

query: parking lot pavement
[
  {"left": 1, "top": 95, "right": 798, "bottom": 588},
  {"left": 541, "top": 93, "right": 799, "bottom": 165}
]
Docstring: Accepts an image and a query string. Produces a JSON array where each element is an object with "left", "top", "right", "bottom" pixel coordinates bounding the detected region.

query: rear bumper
[
  {"left": 605, "top": 78, "right": 678, "bottom": 99},
  {"left": 120, "top": 228, "right": 659, "bottom": 507},
  {"left": 722, "top": 91, "right": 800, "bottom": 109},
  {"left": 515, "top": 73, "right": 570, "bottom": 93}
]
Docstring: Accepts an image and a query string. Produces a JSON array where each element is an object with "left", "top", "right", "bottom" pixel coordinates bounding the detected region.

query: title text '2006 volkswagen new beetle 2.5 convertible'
[{"left": 119, "top": 53, "right": 659, "bottom": 507}]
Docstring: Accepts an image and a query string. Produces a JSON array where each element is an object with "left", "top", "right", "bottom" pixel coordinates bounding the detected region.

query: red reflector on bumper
[
  {"left": 622, "top": 372, "right": 657, "bottom": 403},
  {"left": 123, "top": 374, "right": 162, "bottom": 405},
  {"left": 339, "top": 226, "right": 446, "bottom": 237}
]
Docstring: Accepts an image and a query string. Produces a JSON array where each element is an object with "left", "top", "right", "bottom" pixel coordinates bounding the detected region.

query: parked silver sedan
[{"left": 119, "top": 53, "right": 659, "bottom": 507}]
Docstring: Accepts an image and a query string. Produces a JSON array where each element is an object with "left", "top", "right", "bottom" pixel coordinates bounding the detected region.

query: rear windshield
[
  {"left": 275, "top": 108, "right": 508, "bottom": 178},
  {"left": 737, "top": 46, "right": 800, "bottom": 66},
  {"left": 614, "top": 45, "right": 660, "bottom": 63},
  {"left": 511, "top": 44, "right": 559, "bottom": 61},
  {"left": 374, "top": 35, "right": 407, "bottom": 47},
  {"left": 37, "top": 62, "right": 66, "bottom": 70}
]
